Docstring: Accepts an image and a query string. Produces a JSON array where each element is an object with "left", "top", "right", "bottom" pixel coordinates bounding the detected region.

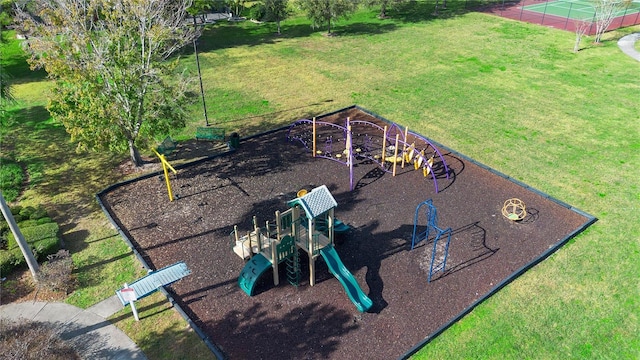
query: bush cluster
[
  {"left": 0, "top": 158, "right": 24, "bottom": 202},
  {"left": 0, "top": 319, "right": 80, "bottom": 360},
  {"left": 0, "top": 204, "right": 61, "bottom": 275},
  {"left": 249, "top": 3, "right": 266, "bottom": 21}
]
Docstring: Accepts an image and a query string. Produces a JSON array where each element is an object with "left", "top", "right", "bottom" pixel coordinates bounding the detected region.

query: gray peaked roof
[{"left": 287, "top": 185, "right": 337, "bottom": 219}]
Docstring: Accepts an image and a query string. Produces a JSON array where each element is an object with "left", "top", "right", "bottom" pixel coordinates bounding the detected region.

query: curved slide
[
  {"left": 238, "top": 253, "right": 272, "bottom": 296},
  {"left": 320, "top": 245, "right": 373, "bottom": 312}
]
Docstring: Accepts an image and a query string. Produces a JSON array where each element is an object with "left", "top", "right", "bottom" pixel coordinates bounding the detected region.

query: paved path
[
  {"left": 0, "top": 296, "right": 147, "bottom": 359},
  {"left": 618, "top": 33, "right": 640, "bottom": 62}
]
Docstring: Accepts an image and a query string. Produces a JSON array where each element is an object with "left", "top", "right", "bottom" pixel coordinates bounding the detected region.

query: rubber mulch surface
[{"left": 99, "top": 107, "right": 593, "bottom": 360}]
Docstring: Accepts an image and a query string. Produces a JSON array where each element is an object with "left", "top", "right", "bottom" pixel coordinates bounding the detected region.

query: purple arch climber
[{"left": 286, "top": 118, "right": 448, "bottom": 193}]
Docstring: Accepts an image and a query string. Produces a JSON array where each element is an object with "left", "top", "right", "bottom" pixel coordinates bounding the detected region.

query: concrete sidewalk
[
  {"left": 617, "top": 33, "right": 640, "bottom": 62},
  {"left": 0, "top": 295, "right": 146, "bottom": 360}
]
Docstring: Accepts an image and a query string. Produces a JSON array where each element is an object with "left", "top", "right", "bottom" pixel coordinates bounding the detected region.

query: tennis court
[
  {"left": 484, "top": 0, "right": 640, "bottom": 34},
  {"left": 523, "top": 0, "right": 640, "bottom": 20}
]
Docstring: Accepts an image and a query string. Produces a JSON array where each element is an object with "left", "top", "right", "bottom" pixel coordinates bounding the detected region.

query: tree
[
  {"left": 15, "top": 0, "right": 199, "bottom": 166},
  {"left": 0, "top": 0, "right": 17, "bottom": 29},
  {"left": 365, "top": 0, "right": 404, "bottom": 19},
  {"left": 573, "top": 18, "right": 592, "bottom": 53},
  {"left": 231, "top": 0, "right": 246, "bottom": 18},
  {"left": 592, "top": 0, "right": 632, "bottom": 43},
  {"left": 0, "top": 23, "right": 14, "bottom": 127},
  {"left": 299, "top": 0, "right": 359, "bottom": 35},
  {"left": 265, "top": 0, "right": 289, "bottom": 34},
  {"left": 188, "top": 0, "right": 213, "bottom": 24}
]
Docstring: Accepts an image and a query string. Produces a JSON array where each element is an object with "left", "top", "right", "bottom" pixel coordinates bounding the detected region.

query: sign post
[{"left": 121, "top": 283, "right": 139, "bottom": 321}]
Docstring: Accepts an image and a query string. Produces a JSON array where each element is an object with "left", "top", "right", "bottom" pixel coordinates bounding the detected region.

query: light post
[{"left": 192, "top": 16, "right": 209, "bottom": 126}]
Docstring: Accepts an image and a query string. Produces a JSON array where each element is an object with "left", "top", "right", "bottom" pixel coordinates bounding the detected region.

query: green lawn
[{"left": 2, "top": 2, "right": 639, "bottom": 359}]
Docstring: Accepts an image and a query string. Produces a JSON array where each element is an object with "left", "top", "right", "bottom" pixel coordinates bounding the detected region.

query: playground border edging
[
  {"left": 95, "top": 148, "right": 238, "bottom": 360},
  {"left": 96, "top": 106, "right": 597, "bottom": 360},
  {"left": 303, "top": 105, "right": 599, "bottom": 359},
  {"left": 399, "top": 212, "right": 596, "bottom": 359}
]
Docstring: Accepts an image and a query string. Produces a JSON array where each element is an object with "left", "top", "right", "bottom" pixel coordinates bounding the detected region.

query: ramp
[
  {"left": 238, "top": 253, "right": 272, "bottom": 296},
  {"left": 320, "top": 245, "right": 373, "bottom": 312},
  {"left": 116, "top": 261, "right": 191, "bottom": 306}
]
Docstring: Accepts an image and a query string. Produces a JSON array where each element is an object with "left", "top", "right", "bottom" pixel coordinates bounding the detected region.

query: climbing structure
[
  {"left": 287, "top": 115, "right": 449, "bottom": 193},
  {"left": 412, "top": 199, "right": 453, "bottom": 282},
  {"left": 232, "top": 185, "right": 372, "bottom": 312}
]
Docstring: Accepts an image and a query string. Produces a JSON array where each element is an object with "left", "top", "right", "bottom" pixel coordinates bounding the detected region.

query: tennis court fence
[{"left": 482, "top": 0, "right": 640, "bottom": 34}]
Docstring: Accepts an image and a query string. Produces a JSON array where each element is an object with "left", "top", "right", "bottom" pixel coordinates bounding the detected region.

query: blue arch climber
[{"left": 411, "top": 199, "right": 453, "bottom": 282}]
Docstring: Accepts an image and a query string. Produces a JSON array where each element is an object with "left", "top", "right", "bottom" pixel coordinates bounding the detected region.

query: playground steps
[
  {"left": 238, "top": 253, "right": 272, "bottom": 296},
  {"left": 116, "top": 262, "right": 191, "bottom": 306},
  {"left": 285, "top": 247, "right": 301, "bottom": 287}
]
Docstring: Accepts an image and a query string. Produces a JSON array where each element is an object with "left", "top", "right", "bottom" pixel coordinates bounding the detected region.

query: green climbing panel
[{"left": 238, "top": 253, "right": 272, "bottom": 296}]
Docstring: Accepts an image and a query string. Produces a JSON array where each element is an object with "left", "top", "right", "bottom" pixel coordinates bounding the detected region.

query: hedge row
[{"left": 0, "top": 221, "right": 60, "bottom": 275}]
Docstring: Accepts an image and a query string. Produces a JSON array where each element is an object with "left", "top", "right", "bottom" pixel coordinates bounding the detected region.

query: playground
[{"left": 99, "top": 106, "right": 594, "bottom": 359}]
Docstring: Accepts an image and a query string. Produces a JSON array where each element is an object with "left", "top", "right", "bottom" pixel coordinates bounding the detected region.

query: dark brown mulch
[{"left": 99, "top": 107, "right": 592, "bottom": 360}]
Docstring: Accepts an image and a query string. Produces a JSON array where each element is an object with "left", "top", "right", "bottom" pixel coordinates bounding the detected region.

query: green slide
[
  {"left": 238, "top": 253, "right": 272, "bottom": 296},
  {"left": 320, "top": 245, "right": 373, "bottom": 312}
]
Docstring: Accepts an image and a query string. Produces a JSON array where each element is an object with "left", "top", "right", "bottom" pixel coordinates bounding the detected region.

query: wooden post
[
  {"left": 381, "top": 125, "right": 388, "bottom": 163},
  {"left": 272, "top": 243, "right": 279, "bottom": 286},
  {"left": 275, "top": 210, "right": 281, "bottom": 239},
  {"left": 401, "top": 127, "right": 409, "bottom": 168},
  {"left": 268, "top": 220, "right": 279, "bottom": 286},
  {"left": 392, "top": 133, "right": 400, "bottom": 176},
  {"left": 233, "top": 225, "right": 239, "bottom": 253},
  {"left": 347, "top": 122, "right": 353, "bottom": 191},
  {"left": 328, "top": 208, "right": 335, "bottom": 246},
  {"left": 247, "top": 231, "right": 252, "bottom": 258},
  {"left": 312, "top": 117, "right": 317, "bottom": 157}
]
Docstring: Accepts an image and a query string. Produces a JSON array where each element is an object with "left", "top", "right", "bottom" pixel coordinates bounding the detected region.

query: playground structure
[
  {"left": 502, "top": 198, "right": 527, "bottom": 221},
  {"left": 412, "top": 199, "right": 453, "bottom": 282},
  {"left": 231, "top": 185, "right": 373, "bottom": 312},
  {"left": 287, "top": 116, "right": 449, "bottom": 193}
]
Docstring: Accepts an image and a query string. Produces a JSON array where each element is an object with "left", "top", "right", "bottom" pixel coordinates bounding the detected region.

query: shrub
[
  {"left": 19, "top": 206, "right": 37, "bottom": 219},
  {"left": 0, "top": 250, "right": 19, "bottom": 274},
  {"left": 36, "top": 250, "right": 76, "bottom": 294},
  {"left": 17, "top": 219, "right": 40, "bottom": 228},
  {"left": 0, "top": 159, "right": 24, "bottom": 202},
  {"left": 0, "top": 319, "right": 80, "bottom": 360},
  {"left": 249, "top": 3, "right": 266, "bottom": 21},
  {"left": 1, "top": 222, "right": 60, "bottom": 275},
  {"left": 10, "top": 205, "right": 22, "bottom": 215},
  {"left": 30, "top": 206, "right": 48, "bottom": 220},
  {"left": 36, "top": 217, "right": 53, "bottom": 225}
]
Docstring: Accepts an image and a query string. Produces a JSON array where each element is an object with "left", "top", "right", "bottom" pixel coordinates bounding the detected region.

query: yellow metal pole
[
  {"left": 162, "top": 159, "right": 174, "bottom": 202},
  {"left": 153, "top": 149, "right": 177, "bottom": 202}
]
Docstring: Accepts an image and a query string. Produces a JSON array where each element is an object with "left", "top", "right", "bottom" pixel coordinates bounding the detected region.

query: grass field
[{"left": 2, "top": 2, "right": 639, "bottom": 359}]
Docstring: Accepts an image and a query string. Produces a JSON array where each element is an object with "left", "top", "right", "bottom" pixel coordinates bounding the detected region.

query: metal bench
[{"left": 196, "top": 126, "right": 225, "bottom": 141}]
